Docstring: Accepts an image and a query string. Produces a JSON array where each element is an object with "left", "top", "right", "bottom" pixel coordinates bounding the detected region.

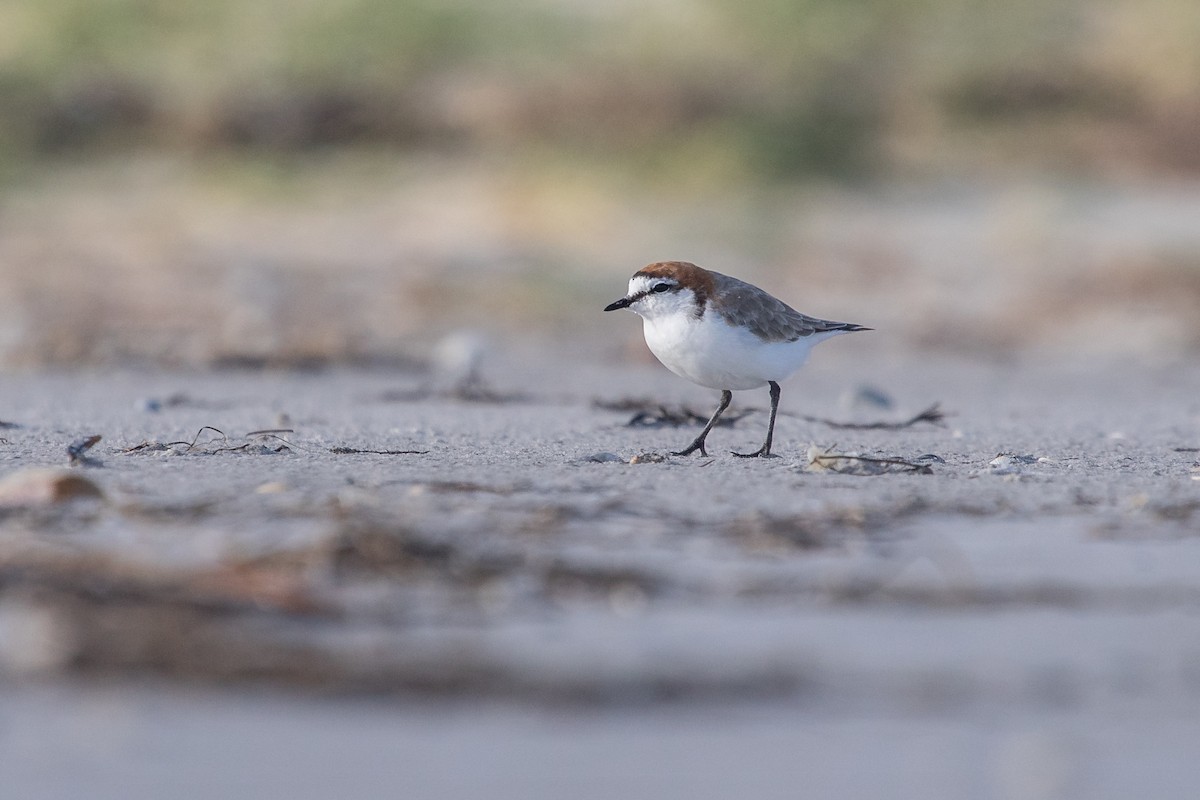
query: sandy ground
[{"left": 1, "top": 348, "right": 1199, "bottom": 797}]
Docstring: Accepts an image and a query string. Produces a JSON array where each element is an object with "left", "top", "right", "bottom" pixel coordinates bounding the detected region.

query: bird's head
[{"left": 604, "top": 261, "right": 712, "bottom": 320}]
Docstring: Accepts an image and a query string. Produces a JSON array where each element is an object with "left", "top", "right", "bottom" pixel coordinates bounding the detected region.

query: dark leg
[
  {"left": 734, "top": 381, "right": 781, "bottom": 458},
  {"left": 672, "top": 390, "right": 732, "bottom": 456}
]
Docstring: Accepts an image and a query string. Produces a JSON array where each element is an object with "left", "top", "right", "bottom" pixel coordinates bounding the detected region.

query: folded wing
[{"left": 709, "top": 272, "right": 870, "bottom": 343}]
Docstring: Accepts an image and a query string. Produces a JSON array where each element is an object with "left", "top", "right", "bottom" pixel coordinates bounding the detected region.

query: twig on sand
[
  {"left": 330, "top": 446, "right": 428, "bottom": 455},
  {"left": 805, "top": 445, "right": 934, "bottom": 475},
  {"left": 593, "top": 398, "right": 750, "bottom": 429},
  {"left": 798, "top": 403, "right": 946, "bottom": 430}
]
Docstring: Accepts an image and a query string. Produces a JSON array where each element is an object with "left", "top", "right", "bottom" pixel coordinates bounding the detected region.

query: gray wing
[{"left": 709, "top": 272, "right": 868, "bottom": 343}]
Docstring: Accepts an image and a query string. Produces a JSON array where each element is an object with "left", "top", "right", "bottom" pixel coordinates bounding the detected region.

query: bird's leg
[
  {"left": 734, "top": 381, "right": 781, "bottom": 458},
  {"left": 672, "top": 390, "right": 732, "bottom": 456}
]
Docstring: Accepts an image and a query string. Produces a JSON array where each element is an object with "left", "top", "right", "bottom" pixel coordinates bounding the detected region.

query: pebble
[
  {"left": 0, "top": 468, "right": 103, "bottom": 507},
  {"left": 579, "top": 452, "right": 624, "bottom": 464}
]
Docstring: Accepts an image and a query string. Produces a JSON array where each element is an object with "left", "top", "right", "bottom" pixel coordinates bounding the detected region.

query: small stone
[
  {"left": 988, "top": 453, "right": 1039, "bottom": 474},
  {"left": 581, "top": 452, "right": 624, "bottom": 464},
  {"left": 990, "top": 453, "right": 1038, "bottom": 467},
  {"left": 0, "top": 468, "right": 103, "bottom": 507},
  {"left": 434, "top": 330, "right": 487, "bottom": 391}
]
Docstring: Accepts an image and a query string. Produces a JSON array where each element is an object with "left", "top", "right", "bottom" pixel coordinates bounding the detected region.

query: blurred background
[
  {"left": 4, "top": 5, "right": 1200, "bottom": 797},
  {"left": 2, "top": 0, "right": 1200, "bottom": 367}
]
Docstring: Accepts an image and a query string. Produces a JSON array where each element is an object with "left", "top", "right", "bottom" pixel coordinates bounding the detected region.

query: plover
[{"left": 604, "top": 261, "right": 869, "bottom": 457}]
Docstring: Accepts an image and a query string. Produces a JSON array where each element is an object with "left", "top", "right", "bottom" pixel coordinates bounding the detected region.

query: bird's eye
[{"left": 651, "top": 283, "right": 671, "bottom": 293}]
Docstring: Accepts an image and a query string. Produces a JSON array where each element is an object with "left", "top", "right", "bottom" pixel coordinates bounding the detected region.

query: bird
[{"left": 604, "top": 261, "right": 869, "bottom": 457}]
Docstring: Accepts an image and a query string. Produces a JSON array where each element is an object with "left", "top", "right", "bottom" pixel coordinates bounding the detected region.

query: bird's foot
[
  {"left": 732, "top": 446, "right": 777, "bottom": 459},
  {"left": 672, "top": 440, "right": 708, "bottom": 457}
]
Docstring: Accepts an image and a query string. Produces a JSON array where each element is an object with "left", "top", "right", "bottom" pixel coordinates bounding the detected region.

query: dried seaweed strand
[
  {"left": 816, "top": 453, "right": 933, "bottom": 472},
  {"left": 122, "top": 426, "right": 299, "bottom": 455},
  {"left": 166, "top": 426, "right": 229, "bottom": 452},
  {"left": 800, "top": 403, "right": 945, "bottom": 430},
  {"left": 212, "top": 443, "right": 292, "bottom": 454},
  {"left": 626, "top": 406, "right": 752, "bottom": 428}
]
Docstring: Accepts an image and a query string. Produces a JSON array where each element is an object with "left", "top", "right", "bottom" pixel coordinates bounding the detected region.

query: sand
[{"left": 1, "top": 348, "right": 1199, "bottom": 796}]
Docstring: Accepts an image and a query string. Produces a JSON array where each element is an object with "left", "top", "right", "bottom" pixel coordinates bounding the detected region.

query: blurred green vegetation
[{"left": 2, "top": 0, "right": 1200, "bottom": 181}]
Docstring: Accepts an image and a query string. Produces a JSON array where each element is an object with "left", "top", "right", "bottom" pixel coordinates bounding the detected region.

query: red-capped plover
[{"left": 605, "top": 261, "right": 869, "bottom": 457}]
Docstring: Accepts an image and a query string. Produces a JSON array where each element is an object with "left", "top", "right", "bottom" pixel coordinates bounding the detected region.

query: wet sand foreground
[{"left": 1, "top": 351, "right": 1199, "bottom": 797}]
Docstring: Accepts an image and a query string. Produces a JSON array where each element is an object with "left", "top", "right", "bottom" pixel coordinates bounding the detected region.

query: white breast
[{"left": 642, "top": 311, "right": 830, "bottom": 391}]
